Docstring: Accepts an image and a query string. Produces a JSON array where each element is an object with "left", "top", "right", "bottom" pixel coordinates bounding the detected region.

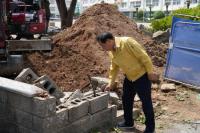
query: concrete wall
[{"left": 0, "top": 77, "right": 117, "bottom": 133}]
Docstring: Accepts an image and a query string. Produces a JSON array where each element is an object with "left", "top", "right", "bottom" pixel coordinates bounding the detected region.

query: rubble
[
  {"left": 15, "top": 68, "right": 39, "bottom": 84},
  {"left": 26, "top": 3, "right": 167, "bottom": 91},
  {"left": 153, "top": 29, "right": 170, "bottom": 44},
  {"left": 161, "top": 83, "right": 176, "bottom": 93},
  {"left": 109, "top": 92, "right": 120, "bottom": 106}
]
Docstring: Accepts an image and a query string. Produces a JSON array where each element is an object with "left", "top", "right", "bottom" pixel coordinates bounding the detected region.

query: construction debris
[
  {"left": 153, "top": 29, "right": 170, "bottom": 44},
  {"left": 161, "top": 83, "right": 176, "bottom": 93},
  {"left": 26, "top": 3, "right": 167, "bottom": 91},
  {"left": 109, "top": 92, "right": 120, "bottom": 106},
  {"left": 15, "top": 68, "right": 39, "bottom": 84}
]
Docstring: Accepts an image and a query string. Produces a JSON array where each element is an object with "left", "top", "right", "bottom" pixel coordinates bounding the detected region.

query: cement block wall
[{"left": 0, "top": 78, "right": 117, "bottom": 133}]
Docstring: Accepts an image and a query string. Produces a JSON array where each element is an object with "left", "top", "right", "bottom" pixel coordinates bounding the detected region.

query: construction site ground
[
  {"left": 117, "top": 70, "right": 200, "bottom": 133},
  {"left": 17, "top": 3, "right": 200, "bottom": 133}
]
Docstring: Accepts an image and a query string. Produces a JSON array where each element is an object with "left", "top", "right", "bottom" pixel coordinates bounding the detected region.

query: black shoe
[{"left": 117, "top": 121, "right": 134, "bottom": 129}]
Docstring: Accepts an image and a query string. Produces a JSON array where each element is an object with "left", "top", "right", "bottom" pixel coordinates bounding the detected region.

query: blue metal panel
[{"left": 164, "top": 17, "right": 200, "bottom": 88}]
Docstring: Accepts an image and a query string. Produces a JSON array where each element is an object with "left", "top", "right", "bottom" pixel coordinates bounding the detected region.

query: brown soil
[{"left": 26, "top": 4, "right": 167, "bottom": 91}]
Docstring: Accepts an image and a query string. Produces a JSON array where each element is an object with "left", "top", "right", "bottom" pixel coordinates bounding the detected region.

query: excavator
[{"left": 0, "top": 0, "right": 51, "bottom": 76}]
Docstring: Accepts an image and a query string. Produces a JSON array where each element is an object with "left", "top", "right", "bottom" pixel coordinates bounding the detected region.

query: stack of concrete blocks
[
  {"left": 0, "top": 77, "right": 117, "bottom": 133},
  {"left": 15, "top": 68, "right": 64, "bottom": 101}
]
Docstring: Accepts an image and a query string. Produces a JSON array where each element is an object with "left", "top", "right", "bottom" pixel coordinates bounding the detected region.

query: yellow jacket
[{"left": 108, "top": 37, "right": 153, "bottom": 85}]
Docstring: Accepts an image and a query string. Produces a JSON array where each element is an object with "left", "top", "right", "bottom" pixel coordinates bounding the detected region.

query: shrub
[
  {"left": 151, "top": 5, "right": 200, "bottom": 32},
  {"left": 138, "top": 10, "right": 144, "bottom": 20},
  {"left": 153, "top": 11, "right": 165, "bottom": 19}
]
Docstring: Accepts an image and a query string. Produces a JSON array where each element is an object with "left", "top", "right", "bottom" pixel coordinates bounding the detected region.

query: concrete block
[
  {"left": 0, "top": 103, "right": 9, "bottom": 117},
  {"left": 66, "top": 89, "right": 83, "bottom": 101},
  {"left": 90, "top": 105, "right": 117, "bottom": 131},
  {"left": 7, "top": 92, "right": 56, "bottom": 117},
  {"left": 15, "top": 68, "right": 39, "bottom": 83},
  {"left": 32, "top": 108, "right": 68, "bottom": 133},
  {"left": 60, "top": 92, "right": 73, "bottom": 103},
  {"left": 110, "top": 105, "right": 117, "bottom": 126},
  {"left": 32, "top": 96, "right": 56, "bottom": 117},
  {"left": 0, "top": 122, "right": 18, "bottom": 133},
  {"left": 0, "top": 77, "right": 44, "bottom": 97},
  {"left": 68, "top": 98, "right": 89, "bottom": 122},
  {"left": 87, "top": 92, "right": 109, "bottom": 114},
  {"left": 109, "top": 92, "right": 119, "bottom": 106},
  {"left": 83, "top": 89, "right": 101, "bottom": 97},
  {"left": 58, "top": 115, "right": 91, "bottom": 133},
  {"left": 9, "top": 108, "right": 33, "bottom": 129},
  {"left": 161, "top": 83, "right": 176, "bottom": 93},
  {"left": 91, "top": 77, "right": 109, "bottom": 87},
  {"left": 0, "top": 90, "right": 7, "bottom": 103},
  {"left": 7, "top": 91, "right": 33, "bottom": 113},
  {"left": 16, "top": 125, "right": 37, "bottom": 133},
  {"left": 34, "top": 75, "right": 64, "bottom": 99}
]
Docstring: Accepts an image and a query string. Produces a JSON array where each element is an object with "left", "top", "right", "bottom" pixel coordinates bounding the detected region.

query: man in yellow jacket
[{"left": 96, "top": 32, "right": 156, "bottom": 133}]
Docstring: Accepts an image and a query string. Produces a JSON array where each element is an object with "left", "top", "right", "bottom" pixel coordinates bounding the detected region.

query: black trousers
[{"left": 122, "top": 73, "right": 155, "bottom": 131}]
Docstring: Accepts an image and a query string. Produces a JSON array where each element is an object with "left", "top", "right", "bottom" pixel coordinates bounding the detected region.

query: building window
[
  {"left": 130, "top": 1, "right": 141, "bottom": 8},
  {"left": 191, "top": 0, "right": 198, "bottom": 3},
  {"left": 146, "top": 0, "right": 159, "bottom": 6},
  {"left": 146, "top": 0, "right": 151, "bottom": 6},
  {"left": 173, "top": 0, "right": 180, "bottom": 5},
  {"left": 152, "top": 0, "right": 159, "bottom": 6},
  {"left": 121, "top": 2, "right": 127, "bottom": 8}
]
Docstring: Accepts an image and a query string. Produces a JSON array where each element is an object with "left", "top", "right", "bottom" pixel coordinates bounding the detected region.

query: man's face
[{"left": 99, "top": 39, "right": 114, "bottom": 51}]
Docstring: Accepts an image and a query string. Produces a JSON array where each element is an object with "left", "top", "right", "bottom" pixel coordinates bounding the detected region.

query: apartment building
[
  {"left": 118, "top": 0, "right": 200, "bottom": 19},
  {"left": 49, "top": 0, "right": 81, "bottom": 19}
]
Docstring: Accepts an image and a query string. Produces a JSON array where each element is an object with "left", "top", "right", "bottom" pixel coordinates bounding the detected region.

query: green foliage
[
  {"left": 138, "top": 10, "right": 144, "bottom": 20},
  {"left": 153, "top": 11, "right": 165, "bottom": 19},
  {"left": 151, "top": 5, "right": 200, "bottom": 32},
  {"left": 151, "top": 16, "right": 172, "bottom": 31}
]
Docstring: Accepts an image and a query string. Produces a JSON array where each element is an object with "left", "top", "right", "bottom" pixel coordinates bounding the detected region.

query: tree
[{"left": 56, "top": 0, "right": 77, "bottom": 29}]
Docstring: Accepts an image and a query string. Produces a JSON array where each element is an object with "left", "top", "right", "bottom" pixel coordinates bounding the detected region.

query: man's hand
[{"left": 148, "top": 73, "right": 160, "bottom": 82}]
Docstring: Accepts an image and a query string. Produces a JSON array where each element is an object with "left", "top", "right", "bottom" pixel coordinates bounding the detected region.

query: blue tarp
[{"left": 164, "top": 17, "right": 200, "bottom": 88}]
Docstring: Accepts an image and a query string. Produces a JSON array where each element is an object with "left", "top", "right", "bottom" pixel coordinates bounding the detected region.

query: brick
[
  {"left": 0, "top": 122, "right": 18, "bottom": 133},
  {"left": 58, "top": 115, "right": 91, "bottom": 133},
  {"left": 109, "top": 92, "right": 119, "bottom": 106},
  {"left": 34, "top": 75, "right": 64, "bottom": 99},
  {"left": 60, "top": 92, "right": 73, "bottom": 103},
  {"left": 15, "top": 68, "right": 39, "bottom": 84},
  {"left": 32, "top": 108, "right": 68, "bottom": 132},
  {"left": 59, "top": 106, "right": 117, "bottom": 133},
  {"left": 68, "top": 98, "right": 89, "bottom": 122},
  {"left": 7, "top": 92, "right": 33, "bottom": 113},
  {"left": 110, "top": 105, "right": 117, "bottom": 126},
  {"left": 161, "top": 83, "right": 176, "bottom": 93},
  {"left": 14, "top": 125, "right": 38, "bottom": 133},
  {"left": 7, "top": 92, "right": 56, "bottom": 117},
  {"left": 9, "top": 108, "right": 33, "bottom": 129},
  {"left": 90, "top": 105, "right": 117, "bottom": 131},
  {"left": 0, "top": 90, "right": 8, "bottom": 103},
  {"left": 90, "top": 107, "right": 110, "bottom": 127},
  {"left": 0, "top": 103, "right": 9, "bottom": 118},
  {"left": 87, "top": 92, "right": 109, "bottom": 114},
  {"left": 0, "top": 77, "right": 44, "bottom": 97},
  {"left": 32, "top": 96, "right": 56, "bottom": 117}
]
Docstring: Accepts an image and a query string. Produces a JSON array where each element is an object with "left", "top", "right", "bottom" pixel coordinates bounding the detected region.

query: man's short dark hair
[{"left": 96, "top": 32, "right": 114, "bottom": 43}]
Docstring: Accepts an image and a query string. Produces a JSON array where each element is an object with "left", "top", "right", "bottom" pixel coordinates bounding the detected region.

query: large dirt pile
[{"left": 27, "top": 4, "right": 167, "bottom": 91}]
